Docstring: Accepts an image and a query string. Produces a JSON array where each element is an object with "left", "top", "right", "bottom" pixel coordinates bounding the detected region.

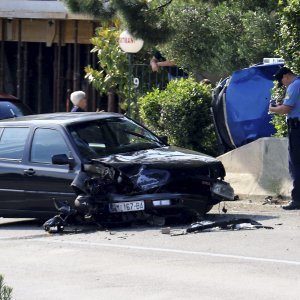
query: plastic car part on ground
[
  {"left": 43, "top": 200, "right": 77, "bottom": 233},
  {"left": 212, "top": 62, "right": 283, "bottom": 152},
  {"left": 159, "top": 218, "right": 274, "bottom": 236},
  {"left": 186, "top": 218, "right": 274, "bottom": 233}
]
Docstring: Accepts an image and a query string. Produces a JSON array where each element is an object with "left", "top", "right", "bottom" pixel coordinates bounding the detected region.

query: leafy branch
[{"left": 0, "top": 275, "right": 12, "bottom": 300}]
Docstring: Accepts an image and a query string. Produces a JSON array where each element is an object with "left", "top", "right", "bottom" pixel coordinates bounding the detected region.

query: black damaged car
[{"left": 0, "top": 113, "right": 234, "bottom": 229}]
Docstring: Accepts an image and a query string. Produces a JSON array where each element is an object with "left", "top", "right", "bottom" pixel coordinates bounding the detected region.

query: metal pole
[
  {"left": 53, "top": 43, "right": 58, "bottom": 112},
  {"left": 22, "top": 42, "right": 28, "bottom": 104},
  {"left": 37, "top": 43, "right": 43, "bottom": 113},
  {"left": 57, "top": 20, "right": 62, "bottom": 111},
  {"left": 91, "top": 22, "right": 97, "bottom": 111},
  {"left": 73, "top": 20, "right": 79, "bottom": 91},
  {"left": 91, "top": 42, "right": 97, "bottom": 110},
  {"left": 66, "top": 44, "right": 72, "bottom": 112},
  {"left": 0, "top": 19, "right": 6, "bottom": 92},
  {"left": 127, "top": 53, "right": 132, "bottom": 117},
  {"left": 17, "top": 19, "right": 22, "bottom": 98},
  {"left": 86, "top": 44, "right": 91, "bottom": 111}
]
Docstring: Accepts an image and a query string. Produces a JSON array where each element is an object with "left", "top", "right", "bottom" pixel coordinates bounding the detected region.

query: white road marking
[{"left": 28, "top": 238, "right": 300, "bottom": 266}]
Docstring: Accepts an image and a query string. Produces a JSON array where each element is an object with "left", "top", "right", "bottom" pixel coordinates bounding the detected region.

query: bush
[
  {"left": 272, "top": 114, "right": 288, "bottom": 137},
  {"left": 0, "top": 275, "right": 12, "bottom": 300},
  {"left": 138, "top": 78, "right": 217, "bottom": 156},
  {"left": 271, "top": 0, "right": 300, "bottom": 138},
  {"left": 271, "top": 86, "right": 288, "bottom": 137},
  {"left": 277, "top": 0, "right": 300, "bottom": 74}
]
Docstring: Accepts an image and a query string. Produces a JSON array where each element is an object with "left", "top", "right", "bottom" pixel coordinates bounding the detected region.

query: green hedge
[
  {"left": 138, "top": 78, "right": 217, "bottom": 156},
  {"left": 271, "top": 86, "right": 288, "bottom": 137},
  {"left": 0, "top": 275, "right": 12, "bottom": 300},
  {"left": 272, "top": 0, "right": 300, "bottom": 137}
]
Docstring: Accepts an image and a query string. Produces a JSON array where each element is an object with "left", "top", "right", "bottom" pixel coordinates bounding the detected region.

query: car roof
[
  {"left": 0, "top": 112, "right": 125, "bottom": 126},
  {"left": 0, "top": 93, "right": 19, "bottom": 100}
]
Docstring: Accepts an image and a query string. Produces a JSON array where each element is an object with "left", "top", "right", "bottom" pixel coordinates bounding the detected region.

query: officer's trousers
[{"left": 288, "top": 125, "right": 300, "bottom": 203}]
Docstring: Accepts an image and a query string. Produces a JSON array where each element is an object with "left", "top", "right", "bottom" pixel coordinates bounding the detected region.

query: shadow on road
[{"left": 0, "top": 218, "right": 43, "bottom": 230}]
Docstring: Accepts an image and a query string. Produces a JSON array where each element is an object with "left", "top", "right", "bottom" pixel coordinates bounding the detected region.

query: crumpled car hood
[
  {"left": 93, "top": 146, "right": 225, "bottom": 192},
  {"left": 97, "top": 146, "right": 217, "bottom": 166}
]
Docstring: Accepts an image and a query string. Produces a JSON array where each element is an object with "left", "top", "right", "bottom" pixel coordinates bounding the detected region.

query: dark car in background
[
  {"left": 0, "top": 113, "right": 234, "bottom": 224},
  {"left": 0, "top": 93, "right": 33, "bottom": 120}
]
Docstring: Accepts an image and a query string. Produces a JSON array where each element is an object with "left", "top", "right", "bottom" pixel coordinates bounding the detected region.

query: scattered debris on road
[
  {"left": 160, "top": 218, "right": 274, "bottom": 236},
  {"left": 262, "top": 195, "right": 286, "bottom": 205},
  {"left": 186, "top": 218, "right": 274, "bottom": 233},
  {"left": 161, "top": 227, "right": 171, "bottom": 234}
]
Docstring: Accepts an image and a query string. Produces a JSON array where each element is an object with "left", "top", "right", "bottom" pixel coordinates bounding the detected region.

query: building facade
[{"left": 0, "top": 0, "right": 102, "bottom": 113}]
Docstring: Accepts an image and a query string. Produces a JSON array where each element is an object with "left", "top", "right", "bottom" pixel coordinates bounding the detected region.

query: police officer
[{"left": 270, "top": 67, "right": 300, "bottom": 210}]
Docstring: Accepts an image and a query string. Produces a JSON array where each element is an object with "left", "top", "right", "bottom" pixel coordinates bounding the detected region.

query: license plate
[{"left": 109, "top": 201, "right": 145, "bottom": 213}]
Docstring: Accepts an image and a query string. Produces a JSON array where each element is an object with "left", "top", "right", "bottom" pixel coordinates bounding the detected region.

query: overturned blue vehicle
[{"left": 212, "top": 62, "right": 283, "bottom": 152}]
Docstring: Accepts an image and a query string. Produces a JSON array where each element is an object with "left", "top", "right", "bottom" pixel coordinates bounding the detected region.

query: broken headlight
[{"left": 211, "top": 182, "right": 234, "bottom": 201}]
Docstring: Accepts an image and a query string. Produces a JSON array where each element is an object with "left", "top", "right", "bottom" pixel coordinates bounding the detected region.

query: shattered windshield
[{"left": 68, "top": 117, "right": 164, "bottom": 159}]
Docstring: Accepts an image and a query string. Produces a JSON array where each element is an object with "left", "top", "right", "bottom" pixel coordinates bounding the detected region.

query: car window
[
  {"left": 108, "top": 119, "right": 155, "bottom": 146},
  {"left": 68, "top": 118, "right": 164, "bottom": 158},
  {"left": 31, "top": 128, "right": 69, "bottom": 164},
  {"left": 0, "top": 127, "right": 30, "bottom": 160}
]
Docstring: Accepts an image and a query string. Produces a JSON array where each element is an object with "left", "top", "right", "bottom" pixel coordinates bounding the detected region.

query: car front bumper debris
[{"left": 44, "top": 160, "right": 235, "bottom": 233}]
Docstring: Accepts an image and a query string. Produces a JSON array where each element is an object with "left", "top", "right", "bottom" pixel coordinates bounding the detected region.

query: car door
[
  {"left": 0, "top": 126, "right": 32, "bottom": 215},
  {"left": 21, "top": 127, "right": 80, "bottom": 216}
]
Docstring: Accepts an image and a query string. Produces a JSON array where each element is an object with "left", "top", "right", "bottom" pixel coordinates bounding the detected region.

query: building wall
[
  {"left": 0, "top": 18, "right": 106, "bottom": 113},
  {"left": 0, "top": 19, "right": 96, "bottom": 45}
]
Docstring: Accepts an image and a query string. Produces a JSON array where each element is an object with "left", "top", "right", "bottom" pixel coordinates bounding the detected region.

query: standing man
[
  {"left": 270, "top": 67, "right": 300, "bottom": 210},
  {"left": 70, "top": 91, "right": 87, "bottom": 112}
]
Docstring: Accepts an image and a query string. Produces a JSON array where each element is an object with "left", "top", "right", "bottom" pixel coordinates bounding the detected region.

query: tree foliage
[
  {"left": 85, "top": 27, "right": 129, "bottom": 98},
  {"left": 0, "top": 275, "right": 12, "bottom": 300},
  {"left": 113, "top": 0, "right": 173, "bottom": 44},
  {"left": 139, "top": 78, "right": 217, "bottom": 155},
  {"left": 159, "top": 1, "right": 278, "bottom": 75},
  {"left": 271, "top": 0, "right": 300, "bottom": 137},
  {"left": 64, "top": 0, "right": 114, "bottom": 19},
  {"left": 276, "top": 0, "right": 300, "bottom": 73},
  {"left": 270, "top": 86, "right": 288, "bottom": 137},
  {"left": 63, "top": 0, "right": 173, "bottom": 44},
  {"left": 64, "top": 0, "right": 278, "bottom": 75}
]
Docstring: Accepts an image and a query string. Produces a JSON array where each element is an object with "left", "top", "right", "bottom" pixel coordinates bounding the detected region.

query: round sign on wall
[{"left": 119, "top": 30, "right": 144, "bottom": 53}]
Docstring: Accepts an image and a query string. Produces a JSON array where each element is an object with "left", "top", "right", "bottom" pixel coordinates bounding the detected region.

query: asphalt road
[{"left": 0, "top": 200, "right": 300, "bottom": 300}]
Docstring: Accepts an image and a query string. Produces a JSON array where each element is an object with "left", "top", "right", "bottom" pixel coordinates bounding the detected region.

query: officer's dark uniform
[{"left": 274, "top": 68, "right": 300, "bottom": 209}]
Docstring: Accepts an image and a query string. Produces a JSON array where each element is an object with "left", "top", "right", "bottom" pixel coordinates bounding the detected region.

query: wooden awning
[{"left": 0, "top": 0, "right": 94, "bottom": 20}]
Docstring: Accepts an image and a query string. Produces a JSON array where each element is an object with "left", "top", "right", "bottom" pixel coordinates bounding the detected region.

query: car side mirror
[
  {"left": 52, "top": 154, "right": 75, "bottom": 169},
  {"left": 159, "top": 135, "right": 168, "bottom": 144}
]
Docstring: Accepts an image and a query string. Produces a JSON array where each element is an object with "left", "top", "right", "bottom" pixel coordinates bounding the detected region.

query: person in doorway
[
  {"left": 150, "top": 51, "right": 188, "bottom": 81},
  {"left": 269, "top": 67, "right": 300, "bottom": 210},
  {"left": 70, "top": 91, "right": 87, "bottom": 112}
]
